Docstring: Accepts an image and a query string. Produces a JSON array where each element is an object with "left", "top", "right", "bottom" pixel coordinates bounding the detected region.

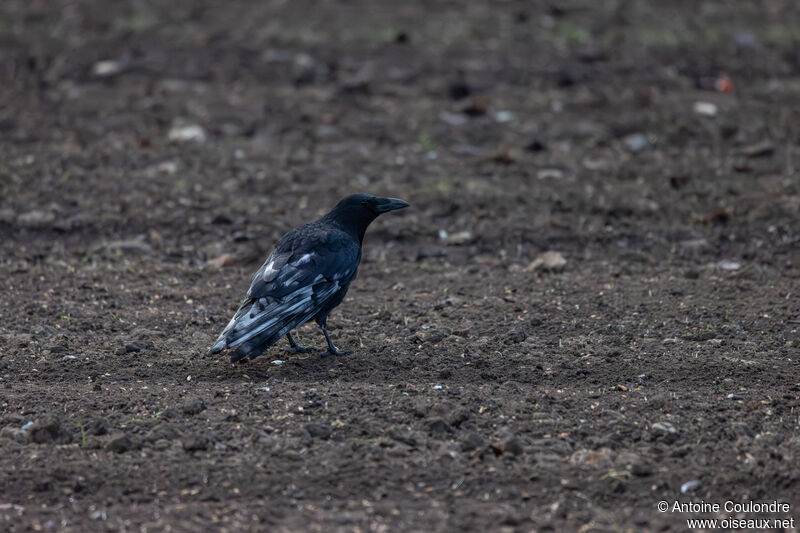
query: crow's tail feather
[{"left": 210, "top": 282, "right": 340, "bottom": 363}]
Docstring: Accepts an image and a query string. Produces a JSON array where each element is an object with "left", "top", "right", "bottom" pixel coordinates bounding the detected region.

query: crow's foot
[
  {"left": 318, "top": 348, "right": 350, "bottom": 358},
  {"left": 286, "top": 344, "right": 315, "bottom": 354}
]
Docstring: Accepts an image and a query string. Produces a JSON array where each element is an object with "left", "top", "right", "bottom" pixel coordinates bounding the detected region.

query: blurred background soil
[{"left": 1, "top": 1, "right": 799, "bottom": 531}]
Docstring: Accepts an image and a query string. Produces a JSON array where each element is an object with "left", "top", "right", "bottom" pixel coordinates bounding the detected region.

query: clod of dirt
[
  {"left": 207, "top": 254, "right": 235, "bottom": 269},
  {"left": 421, "top": 329, "right": 449, "bottom": 344},
  {"left": 45, "top": 343, "right": 68, "bottom": 354},
  {"left": 526, "top": 139, "right": 546, "bottom": 152},
  {"left": 145, "top": 423, "right": 183, "bottom": 442},
  {"left": 504, "top": 327, "right": 527, "bottom": 345},
  {"left": 452, "top": 320, "right": 474, "bottom": 338},
  {"left": 183, "top": 432, "right": 215, "bottom": 452},
  {"left": 291, "top": 53, "right": 329, "bottom": 85},
  {"left": 388, "top": 426, "right": 418, "bottom": 447},
  {"left": 182, "top": 397, "right": 207, "bottom": 416},
  {"left": 702, "top": 207, "right": 732, "bottom": 226},
  {"left": 440, "top": 111, "right": 468, "bottom": 126},
  {"left": 27, "top": 416, "right": 72, "bottom": 444},
  {"left": 122, "top": 340, "right": 154, "bottom": 354},
  {"left": 83, "top": 418, "right": 111, "bottom": 436},
  {"left": 425, "top": 417, "right": 453, "bottom": 437},
  {"left": 0, "top": 425, "right": 28, "bottom": 444},
  {"left": 93, "top": 237, "right": 153, "bottom": 256},
  {"left": 682, "top": 330, "right": 717, "bottom": 342},
  {"left": 502, "top": 437, "right": 526, "bottom": 456},
  {"left": 462, "top": 432, "right": 486, "bottom": 451},
  {"left": 340, "top": 62, "right": 376, "bottom": 93},
  {"left": 460, "top": 97, "right": 487, "bottom": 116},
  {"left": 631, "top": 462, "right": 654, "bottom": 477},
  {"left": 17, "top": 210, "right": 55, "bottom": 229},
  {"left": 0, "top": 207, "right": 16, "bottom": 223},
  {"left": 473, "top": 146, "right": 515, "bottom": 165},
  {"left": 428, "top": 401, "right": 454, "bottom": 420},
  {"left": 448, "top": 82, "right": 471, "bottom": 100},
  {"left": 411, "top": 398, "right": 431, "bottom": 418},
  {"left": 570, "top": 448, "right": 614, "bottom": 468},
  {"left": 615, "top": 451, "right": 643, "bottom": 468},
  {"left": 741, "top": 140, "right": 775, "bottom": 158},
  {"left": 733, "top": 422, "right": 754, "bottom": 438},
  {"left": 650, "top": 421, "right": 679, "bottom": 444},
  {"left": 159, "top": 407, "right": 180, "bottom": 420},
  {"left": 305, "top": 422, "right": 332, "bottom": 440},
  {"left": 450, "top": 408, "right": 471, "bottom": 429},
  {"left": 106, "top": 434, "right": 134, "bottom": 453},
  {"left": 524, "top": 251, "right": 567, "bottom": 272}
]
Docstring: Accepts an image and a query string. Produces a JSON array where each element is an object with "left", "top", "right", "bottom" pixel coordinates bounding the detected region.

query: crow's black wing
[
  {"left": 246, "top": 227, "right": 359, "bottom": 300},
  {"left": 209, "top": 225, "right": 360, "bottom": 361}
]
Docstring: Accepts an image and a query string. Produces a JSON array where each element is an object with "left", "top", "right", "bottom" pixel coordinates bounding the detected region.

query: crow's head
[{"left": 325, "top": 193, "right": 409, "bottom": 240}]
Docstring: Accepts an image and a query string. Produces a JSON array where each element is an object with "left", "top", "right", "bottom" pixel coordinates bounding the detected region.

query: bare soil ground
[{"left": 1, "top": 1, "right": 799, "bottom": 531}]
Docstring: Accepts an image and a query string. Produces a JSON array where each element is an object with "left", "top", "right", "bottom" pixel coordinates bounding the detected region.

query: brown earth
[{"left": 1, "top": 1, "right": 800, "bottom": 531}]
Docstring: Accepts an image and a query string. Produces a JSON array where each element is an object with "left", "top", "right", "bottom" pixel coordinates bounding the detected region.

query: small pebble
[
  {"left": 441, "top": 231, "right": 474, "bottom": 245},
  {"left": 17, "top": 210, "right": 55, "bottom": 229},
  {"left": 536, "top": 168, "right": 564, "bottom": 180},
  {"left": 492, "top": 110, "right": 515, "bottom": 123},
  {"left": 623, "top": 133, "right": 648, "bottom": 152},
  {"left": 681, "top": 480, "right": 701, "bottom": 493},
  {"left": 693, "top": 101, "right": 718, "bottom": 116},
  {"left": 440, "top": 111, "right": 467, "bottom": 126},
  {"left": 433, "top": 385, "right": 443, "bottom": 390},
  {"left": 524, "top": 251, "right": 567, "bottom": 272},
  {"left": 716, "top": 260, "right": 741, "bottom": 271},
  {"left": 92, "top": 60, "right": 123, "bottom": 77},
  {"left": 168, "top": 123, "right": 207, "bottom": 143}
]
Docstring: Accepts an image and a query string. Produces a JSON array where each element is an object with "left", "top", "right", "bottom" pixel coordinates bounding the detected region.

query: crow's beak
[{"left": 375, "top": 197, "right": 410, "bottom": 213}]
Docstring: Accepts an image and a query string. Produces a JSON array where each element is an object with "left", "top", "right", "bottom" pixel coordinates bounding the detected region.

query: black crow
[{"left": 209, "top": 193, "right": 409, "bottom": 362}]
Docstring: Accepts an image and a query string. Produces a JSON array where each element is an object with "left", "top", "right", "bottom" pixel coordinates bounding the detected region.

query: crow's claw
[
  {"left": 318, "top": 349, "right": 350, "bottom": 358},
  {"left": 286, "top": 344, "right": 315, "bottom": 354}
]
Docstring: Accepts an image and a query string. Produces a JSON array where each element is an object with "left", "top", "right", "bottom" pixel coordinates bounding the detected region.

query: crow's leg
[
  {"left": 316, "top": 318, "right": 350, "bottom": 357},
  {"left": 285, "top": 332, "right": 314, "bottom": 353}
]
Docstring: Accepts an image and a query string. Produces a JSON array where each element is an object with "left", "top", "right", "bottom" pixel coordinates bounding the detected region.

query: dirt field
[{"left": 1, "top": 1, "right": 799, "bottom": 531}]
